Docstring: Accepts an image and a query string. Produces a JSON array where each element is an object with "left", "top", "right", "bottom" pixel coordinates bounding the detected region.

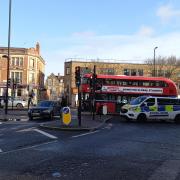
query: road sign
[{"left": 62, "top": 107, "right": 71, "bottom": 125}]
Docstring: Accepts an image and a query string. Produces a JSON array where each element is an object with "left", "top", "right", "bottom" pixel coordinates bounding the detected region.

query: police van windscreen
[{"left": 130, "top": 96, "right": 147, "bottom": 105}]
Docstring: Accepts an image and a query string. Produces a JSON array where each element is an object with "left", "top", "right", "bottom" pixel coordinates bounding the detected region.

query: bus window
[
  {"left": 108, "top": 94, "right": 116, "bottom": 100},
  {"left": 149, "top": 81, "right": 156, "bottom": 87},
  {"left": 143, "top": 81, "right": 150, "bottom": 86},
  {"left": 122, "top": 80, "right": 128, "bottom": 86},
  {"left": 96, "top": 94, "right": 107, "bottom": 100},
  {"left": 82, "top": 77, "right": 88, "bottom": 84},
  {"left": 138, "top": 81, "right": 143, "bottom": 86}
]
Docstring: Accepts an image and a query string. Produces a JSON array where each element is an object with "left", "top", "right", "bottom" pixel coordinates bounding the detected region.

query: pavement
[{"left": 0, "top": 108, "right": 112, "bottom": 131}]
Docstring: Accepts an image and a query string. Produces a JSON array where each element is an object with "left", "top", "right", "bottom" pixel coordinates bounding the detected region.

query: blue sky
[{"left": 1, "top": 0, "right": 180, "bottom": 76}]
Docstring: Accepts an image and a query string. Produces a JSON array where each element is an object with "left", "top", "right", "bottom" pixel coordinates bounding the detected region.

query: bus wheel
[
  {"left": 175, "top": 115, "right": 180, "bottom": 124},
  {"left": 137, "top": 114, "right": 147, "bottom": 122}
]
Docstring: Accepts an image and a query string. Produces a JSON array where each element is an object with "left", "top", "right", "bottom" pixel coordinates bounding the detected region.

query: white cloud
[
  {"left": 72, "top": 31, "right": 96, "bottom": 38},
  {"left": 157, "top": 4, "right": 180, "bottom": 23},
  {"left": 137, "top": 25, "right": 154, "bottom": 36},
  {"left": 42, "top": 31, "right": 180, "bottom": 76}
]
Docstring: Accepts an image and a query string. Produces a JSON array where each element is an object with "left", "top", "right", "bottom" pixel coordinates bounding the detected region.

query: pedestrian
[
  {"left": 61, "top": 97, "right": 67, "bottom": 108},
  {"left": 28, "top": 90, "right": 34, "bottom": 109},
  {"left": 28, "top": 95, "right": 32, "bottom": 110}
]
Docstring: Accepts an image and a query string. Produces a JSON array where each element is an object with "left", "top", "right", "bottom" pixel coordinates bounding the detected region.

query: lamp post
[
  {"left": 153, "top": 46, "right": 158, "bottom": 77},
  {"left": 4, "top": 0, "right": 12, "bottom": 115}
]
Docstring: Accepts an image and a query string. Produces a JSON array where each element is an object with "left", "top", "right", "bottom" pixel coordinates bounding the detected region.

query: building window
[
  {"left": 66, "top": 67, "right": 70, "bottom": 75},
  {"left": 30, "top": 58, "right": 35, "bottom": 68},
  {"left": 158, "top": 70, "right": 164, "bottom": 76},
  {"left": 17, "top": 89, "right": 22, "bottom": 96},
  {"left": 131, "top": 69, "right": 137, "bottom": 76},
  {"left": 99, "top": 68, "right": 115, "bottom": 75},
  {"left": 165, "top": 70, "right": 171, "bottom": 77},
  {"left": 11, "top": 71, "right": 22, "bottom": 83},
  {"left": 11, "top": 57, "right": 23, "bottom": 66},
  {"left": 138, "top": 69, "right": 143, "bottom": 76},
  {"left": 29, "top": 73, "right": 35, "bottom": 83},
  {"left": 48, "top": 79, "right": 52, "bottom": 86},
  {"left": 124, "top": 69, "right": 130, "bottom": 76}
]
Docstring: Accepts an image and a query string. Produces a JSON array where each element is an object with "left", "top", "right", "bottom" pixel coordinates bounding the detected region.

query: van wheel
[
  {"left": 175, "top": 115, "right": 180, "bottom": 123},
  {"left": 137, "top": 114, "right": 147, "bottom": 122}
]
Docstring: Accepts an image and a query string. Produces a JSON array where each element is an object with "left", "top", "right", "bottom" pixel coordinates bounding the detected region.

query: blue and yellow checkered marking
[{"left": 139, "top": 105, "right": 180, "bottom": 112}]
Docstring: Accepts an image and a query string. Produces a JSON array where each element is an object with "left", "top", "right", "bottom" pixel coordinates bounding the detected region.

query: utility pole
[
  {"left": 5, "top": 0, "right": 12, "bottom": 115},
  {"left": 153, "top": 46, "right": 158, "bottom": 77}
]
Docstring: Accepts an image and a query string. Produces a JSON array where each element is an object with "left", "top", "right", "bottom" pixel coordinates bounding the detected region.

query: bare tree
[{"left": 145, "top": 55, "right": 180, "bottom": 79}]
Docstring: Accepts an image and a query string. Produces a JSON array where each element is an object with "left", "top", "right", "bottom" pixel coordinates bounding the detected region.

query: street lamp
[
  {"left": 153, "top": 46, "right": 158, "bottom": 77},
  {"left": 3, "top": 0, "right": 12, "bottom": 115}
]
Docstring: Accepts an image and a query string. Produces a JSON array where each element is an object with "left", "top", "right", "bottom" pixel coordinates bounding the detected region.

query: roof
[{"left": 83, "top": 73, "right": 173, "bottom": 82}]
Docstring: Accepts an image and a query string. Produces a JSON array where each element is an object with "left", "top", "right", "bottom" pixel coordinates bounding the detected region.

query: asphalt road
[{"left": 1, "top": 117, "right": 180, "bottom": 179}]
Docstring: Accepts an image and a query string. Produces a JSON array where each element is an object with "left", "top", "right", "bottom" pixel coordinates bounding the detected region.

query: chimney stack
[{"left": 36, "top": 42, "right": 40, "bottom": 55}]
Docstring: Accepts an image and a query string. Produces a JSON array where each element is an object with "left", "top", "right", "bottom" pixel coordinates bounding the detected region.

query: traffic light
[
  {"left": 7, "top": 78, "right": 11, "bottom": 87},
  {"left": 75, "top": 66, "right": 81, "bottom": 86}
]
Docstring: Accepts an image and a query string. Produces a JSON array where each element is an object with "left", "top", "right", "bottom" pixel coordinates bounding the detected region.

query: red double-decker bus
[{"left": 81, "top": 74, "right": 178, "bottom": 114}]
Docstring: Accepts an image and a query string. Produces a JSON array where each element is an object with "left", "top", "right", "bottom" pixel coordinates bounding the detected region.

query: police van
[{"left": 120, "top": 96, "right": 180, "bottom": 122}]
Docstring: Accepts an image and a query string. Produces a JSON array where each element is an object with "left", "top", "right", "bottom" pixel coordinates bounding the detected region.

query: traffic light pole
[
  {"left": 92, "top": 65, "right": 96, "bottom": 120},
  {"left": 78, "top": 85, "right": 81, "bottom": 126},
  {"left": 75, "top": 66, "right": 81, "bottom": 127}
]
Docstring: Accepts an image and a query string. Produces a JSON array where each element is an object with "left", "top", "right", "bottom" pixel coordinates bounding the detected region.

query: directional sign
[{"left": 63, "top": 107, "right": 70, "bottom": 114}]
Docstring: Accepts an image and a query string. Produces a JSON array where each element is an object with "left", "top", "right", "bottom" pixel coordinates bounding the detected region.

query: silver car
[{"left": 1, "top": 97, "right": 28, "bottom": 109}]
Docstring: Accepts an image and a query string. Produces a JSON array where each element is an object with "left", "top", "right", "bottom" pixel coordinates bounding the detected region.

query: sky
[{"left": 1, "top": 0, "right": 180, "bottom": 76}]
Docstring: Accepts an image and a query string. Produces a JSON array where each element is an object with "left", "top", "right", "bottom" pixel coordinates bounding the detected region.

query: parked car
[
  {"left": 28, "top": 100, "right": 61, "bottom": 120},
  {"left": 1, "top": 97, "right": 28, "bottom": 109}
]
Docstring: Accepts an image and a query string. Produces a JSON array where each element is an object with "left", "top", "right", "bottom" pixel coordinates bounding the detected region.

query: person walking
[{"left": 28, "top": 90, "right": 35, "bottom": 109}]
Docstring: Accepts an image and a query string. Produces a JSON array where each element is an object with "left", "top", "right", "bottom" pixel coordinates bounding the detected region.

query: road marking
[
  {"left": 148, "top": 160, "right": 180, "bottom": 180},
  {"left": 33, "top": 129, "right": 58, "bottom": 139},
  {"left": 0, "top": 149, "right": 3, "bottom": 153},
  {"left": 0, "top": 140, "right": 57, "bottom": 155},
  {"left": 16, "top": 127, "right": 33, "bottom": 132},
  {"left": 72, "top": 130, "right": 100, "bottom": 138},
  {"left": 102, "top": 123, "right": 113, "bottom": 130}
]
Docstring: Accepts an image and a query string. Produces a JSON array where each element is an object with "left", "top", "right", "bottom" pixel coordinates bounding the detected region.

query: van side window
[
  {"left": 144, "top": 98, "right": 155, "bottom": 106},
  {"left": 157, "top": 98, "right": 179, "bottom": 105}
]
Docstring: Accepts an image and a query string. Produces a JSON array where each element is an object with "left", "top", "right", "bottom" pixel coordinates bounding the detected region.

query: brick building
[
  {"left": 45, "top": 73, "right": 64, "bottom": 101},
  {"left": 0, "top": 42, "right": 45, "bottom": 103},
  {"left": 64, "top": 59, "right": 180, "bottom": 107}
]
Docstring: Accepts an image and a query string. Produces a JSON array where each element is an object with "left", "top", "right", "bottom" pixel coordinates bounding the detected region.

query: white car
[{"left": 1, "top": 97, "right": 28, "bottom": 109}]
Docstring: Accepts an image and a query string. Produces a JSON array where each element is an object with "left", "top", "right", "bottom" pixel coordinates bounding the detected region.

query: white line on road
[
  {"left": 33, "top": 129, "right": 58, "bottom": 139},
  {"left": 72, "top": 130, "right": 100, "bottom": 138},
  {"left": 148, "top": 159, "right": 180, "bottom": 180},
  {"left": 0, "top": 140, "right": 57, "bottom": 155},
  {"left": 16, "top": 127, "right": 33, "bottom": 132}
]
